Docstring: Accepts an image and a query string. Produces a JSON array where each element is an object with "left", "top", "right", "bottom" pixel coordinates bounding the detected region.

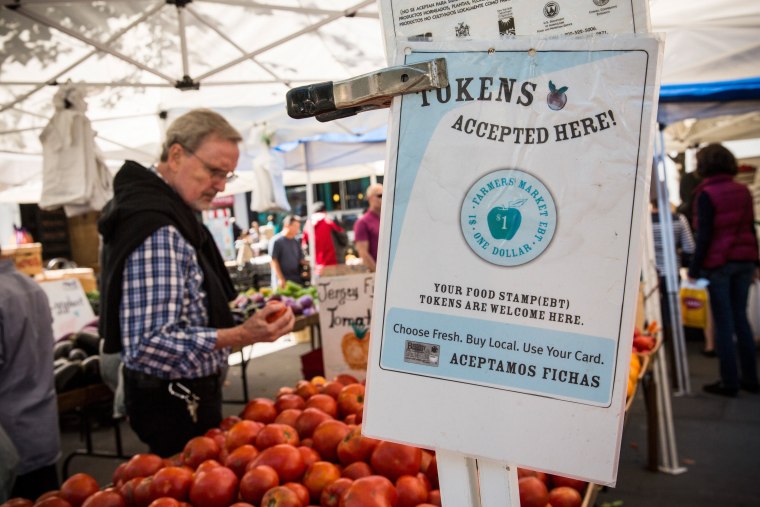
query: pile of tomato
[{"left": 2, "top": 374, "right": 588, "bottom": 507}]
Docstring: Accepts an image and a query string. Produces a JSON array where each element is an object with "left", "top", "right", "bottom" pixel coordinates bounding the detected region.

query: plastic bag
[{"left": 680, "top": 279, "right": 709, "bottom": 329}]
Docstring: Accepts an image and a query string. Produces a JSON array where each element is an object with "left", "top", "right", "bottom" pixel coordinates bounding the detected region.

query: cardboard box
[
  {"left": 2, "top": 243, "right": 43, "bottom": 275},
  {"left": 35, "top": 267, "right": 97, "bottom": 293}
]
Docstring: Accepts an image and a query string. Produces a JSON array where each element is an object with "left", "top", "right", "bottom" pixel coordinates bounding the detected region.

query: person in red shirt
[{"left": 302, "top": 201, "right": 346, "bottom": 275}]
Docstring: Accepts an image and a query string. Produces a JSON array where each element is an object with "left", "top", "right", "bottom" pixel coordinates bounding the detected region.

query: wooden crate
[
  {"left": 2, "top": 242, "right": 43, "bottom": 275},
  {"left": 35, "top": 267, "right": 97, "bottom": 293}
]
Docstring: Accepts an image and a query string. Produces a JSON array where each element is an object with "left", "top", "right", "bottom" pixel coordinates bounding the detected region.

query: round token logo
[{"left": 460, "top": 169, "right": 557, "bottom": 266}]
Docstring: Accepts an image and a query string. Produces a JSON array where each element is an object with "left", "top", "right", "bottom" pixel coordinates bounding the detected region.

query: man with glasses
[
  {"left": 354, "top": 183, "right": 383, "bottom": 272},
  {"left": 98, "top": 109, "right": 294, "bottom": 456}
]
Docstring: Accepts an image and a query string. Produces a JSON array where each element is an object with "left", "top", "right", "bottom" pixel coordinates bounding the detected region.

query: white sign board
[
  {"left": 363, "top": 36, "right": 662, "bottom": 485},
  {"left": 38, "top": 278, "right": 96, "bottom": 341},
  {"left": 380, "top": 0, "right": 651, "bottom": 59},
  {"left": 316, "top": 273, "right": 375, "bottom": 380}
]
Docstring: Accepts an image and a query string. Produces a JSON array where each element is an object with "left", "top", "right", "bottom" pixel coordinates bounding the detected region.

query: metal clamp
[{"left": 286, "top": 58, "right": 449, "bottom": 122}]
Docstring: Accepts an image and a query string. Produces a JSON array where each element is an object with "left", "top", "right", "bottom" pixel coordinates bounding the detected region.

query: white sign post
[{"left": 363, "top": 34, "right": 662, "bottom": 503}]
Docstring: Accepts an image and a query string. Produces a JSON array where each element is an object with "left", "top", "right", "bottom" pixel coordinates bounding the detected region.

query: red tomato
[
  {"left": 239, "top": 465, "right": 279, "bottom": 506},
  {"left": 395, "top": 475, "right": 428, "bottom": 507},
  {"left": 295, "top": 408, "right": 334, "bottom": 440},
  {"left": 80, "top": 491, "right": 125, "bottom": 507},
  {"left": 518, "top": 476, "right": 549, "bottom": 507},
  {"left": 550, "top": 474, "right": 588, "bottom": 493},
  {"left": 119, "top": 477, "right": 143, "bottom": 507},
  {"left": 149, "top": 466, "right": 194, "bottom": 501},
  {"left": 33, "top": 498, "right": 72, "bottom": 507},
  {"left": 220, "top": 415, "right": 242, "bottom": 431},
  {"left": 305, "top": 394, "right": 338, "bottom": 418},
  {"left": 302, "top": 461, "right": 341, "bottom": 503},
  {"left": 259, "top": 486, "right": 301, "bottom": 507},
  {"left": 517, "top": 468, "right": 548, "bottom": 484},
  {"left": 134, "top": 476, "right": 156, "bottom": 507},
  {"left": 228, "top": 504, "right": 255, "bottom": 507},
  {"left": 428, "top": 489, "right": 441, "bottom": 506},
  {"left": 224, "top": 444, "right": 260, "bottom": 479},
  {"left": 188, "top": 466, "right": 238, "bottom": 507},
  {"left": 336, "top": 426, "right": 378, "bottom": 465},
  {"left": 548, "top": 486, "right": 583, "bottom": 507},
  {"left": 336, "top": 385, "right": 364, "bottom": 419},
  {"left": 311, "top": 420, "right": 350, "bottom": 462},
  {"left": 194, "top": 459, "right": 222, "bottom": 476},
  {"left": 204, "top": 428, "right": 227, "bottom": 450},
  {"left": 341, "top": 462, "right": 373, "bottom": 481},
  {"left": 146, "top": 499, "right": 180, "bottom": 507},
  {"left": 274, "top": 408, "right": 303, "bottom": 429},
  {"left": 265, "top": 302, "right": 289, "bottom": 323},
  {"left": 320, "top": 478, "right": 353, "bottom": 507},
  {"left": 241, "top": 398, "right": 278, "bottom": 424},
  {"left": 255, "top": 423, "right": 301, "bottom": 449},
  {"left": 369, "top": 441, "right": 422, "bottom": 482},
  {"left": 424, "top": 454, "right": 439, "bottom": 489},
  {"left": 297, "top": 446, "right": 321, "bottom": 470},
  {"left": 283, "top": 482, "right": 310, "bottom": 506},
  {"left": 333, "top": 374, "right": 359, "bottom": 386},
  {"left": 295, "top": 380, "right": 319, "bottom": 400},
  {"left": 123, "top": 454, "right": 164, "bottom": 483},
  {"left": 225, "top": 420, "right": 265, "bottom": 451},
  {"left": 340, "top": 476, "right": 397, "bottom": 507},
  {"left": 320, "top": 381, "right": 344, "bottom": 400},
  {"left": 275, "top": 394, "right": 307, "bottom": 412},
  {"left": 36, "top": 490, "right": 61, "bottom": 503},
  {"left": 0, "top": 499, "right": 33, "bottom": 507},
  {"left": 181, "top": 436, "right": 220, "bottom": 469},
  {"left": 249, "top": 444, "right": 306, "bottom": 483},
  {"left": 111, "top": 462, "right": 129, "bottom": 488},
  {"left": 59, "top": 473, "right": 100, "bottom": 507}
]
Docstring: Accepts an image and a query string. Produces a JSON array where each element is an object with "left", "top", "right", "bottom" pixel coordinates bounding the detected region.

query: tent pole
[
  {"left": 175, "top": 2, "right": 191, "bottom": 78},
  {"left": 655, "top": 126, "right": 692, "bottom": 395},
  {"left": 303, "top": 143, "right": 317, "bottom": 286}
]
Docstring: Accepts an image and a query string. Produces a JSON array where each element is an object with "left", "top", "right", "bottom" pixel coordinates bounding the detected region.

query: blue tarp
[{"left": 660, "top": 76, "right": 760, "bottom": 103}]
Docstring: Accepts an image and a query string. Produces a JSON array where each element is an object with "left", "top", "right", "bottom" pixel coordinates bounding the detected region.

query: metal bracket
[{"left": 286, "top": 58, "right": 448, "bottom": 122}]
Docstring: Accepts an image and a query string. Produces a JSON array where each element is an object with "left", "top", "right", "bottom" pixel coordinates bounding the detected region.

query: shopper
[
  {"left": 98, "top": 109, "right": 294, "bottom": 456},
  {"left": 0, "top": 243, "right": 61, "bottom": 500},
  {"left": 688, "top": 143, "right": 760, "bottom": 397},
  {"left": 354, "top": 183, "right": 383, "bottom": 272},
  {"left": 269, "top": 214, "right": 305, "bottom": 289},
  {"left": 302, "top": 201, "right": 347, "bottom": 274}
]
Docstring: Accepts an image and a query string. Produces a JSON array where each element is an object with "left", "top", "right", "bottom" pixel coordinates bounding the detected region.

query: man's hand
[{"left": 217, "top": 302, "right": 295, "bottom": 349}]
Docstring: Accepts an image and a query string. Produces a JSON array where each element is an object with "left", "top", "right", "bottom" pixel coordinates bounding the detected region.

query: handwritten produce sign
[
  {"left": 38, "top": 278, "right": 96, "bottom": 341},
  {"left": 316, "top": 273, "right": 375, "bottom": 380},
  {"left": 364, "top": 36, "right": 662, "bottom": 485}
]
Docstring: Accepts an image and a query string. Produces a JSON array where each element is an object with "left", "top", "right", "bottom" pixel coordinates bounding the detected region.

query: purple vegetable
[
  {"left": 291, "top": 302, "right": 304, "bottom": 316},
  {"left": 297, "top": 295, "right": 314, "bottom": 309}
]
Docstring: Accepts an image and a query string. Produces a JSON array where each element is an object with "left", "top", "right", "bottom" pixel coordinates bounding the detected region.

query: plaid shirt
[{"left": 120, "top": 225, "right": 228, "bottom": 378}]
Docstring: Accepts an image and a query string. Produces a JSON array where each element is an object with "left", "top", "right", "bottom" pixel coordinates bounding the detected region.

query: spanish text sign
[
  {"left": 363, "top": 36, "right": 662, "bottom": 485},
  {"left": 380, "top": 0, "right": 650, "bottom": 58}
]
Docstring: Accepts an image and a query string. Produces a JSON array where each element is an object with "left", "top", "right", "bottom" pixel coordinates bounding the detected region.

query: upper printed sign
[{"left": 380, "top": 0, "right": 651, "bottom": 59}]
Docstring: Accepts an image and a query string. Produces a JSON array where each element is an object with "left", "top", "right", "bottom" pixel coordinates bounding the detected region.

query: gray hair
[{"left": 160, "top": 109, "right": 242, "bottom": 162}]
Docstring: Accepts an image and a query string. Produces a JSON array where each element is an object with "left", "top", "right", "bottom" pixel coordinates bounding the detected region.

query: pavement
[{"left": 57, "top": 333, "right": 760, "bottom": 506}]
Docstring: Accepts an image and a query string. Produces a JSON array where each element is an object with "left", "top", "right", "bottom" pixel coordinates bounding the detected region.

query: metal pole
[
  {"left": 303, "top": 143, "right": 317, "bottom": 285},
  {"left": 655, "top": 127, "right": 691, "bottom": 394}
]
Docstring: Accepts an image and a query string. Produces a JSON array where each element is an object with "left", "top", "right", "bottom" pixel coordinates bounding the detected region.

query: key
[{"left": 187, "top": 398, "right": 199, "bottom": 423}]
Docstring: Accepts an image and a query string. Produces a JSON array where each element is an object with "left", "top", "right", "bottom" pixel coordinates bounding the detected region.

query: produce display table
[{"left": 57, "top": 383, "right": 129, "bottom": 478}]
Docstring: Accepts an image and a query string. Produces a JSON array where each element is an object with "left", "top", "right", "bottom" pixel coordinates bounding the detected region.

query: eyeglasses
[{"left": 181, "top": 145, "right": 237, "bottom": 183}]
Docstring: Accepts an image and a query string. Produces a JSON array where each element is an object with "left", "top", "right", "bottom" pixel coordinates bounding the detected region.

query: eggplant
[
  {"left": 54, "top": 360, "right": 84, "bottom": 392},
  {"left": 68, "top": 348, "right": 89, "bottom": 361},
  {"left": 73, "top": 331, "right": 101, "bottom": 356},
  {"left": 53, "top": 339, "right": 74, "bottom": 360},
  {"left": 81, "top": 355, "right": 101, "bottom": 385}
]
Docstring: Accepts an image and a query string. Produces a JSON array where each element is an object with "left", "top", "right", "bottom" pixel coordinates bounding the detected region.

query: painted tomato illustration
[
  {"left": 487, "top": 198, "right": 526, "bottom": 240},
  {"left": 341, "top": 324, "right": 370, "bottom": 370}
]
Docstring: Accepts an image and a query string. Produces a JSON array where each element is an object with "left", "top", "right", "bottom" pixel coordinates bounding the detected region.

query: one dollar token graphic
[{"left": 487, "top": 198, "right": 527, "bottom": 240}]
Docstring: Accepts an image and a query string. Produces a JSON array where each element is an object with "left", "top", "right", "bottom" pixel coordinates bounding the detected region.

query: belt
[{"left": 123, "top": 368, "right": 221, "bottom": 391}]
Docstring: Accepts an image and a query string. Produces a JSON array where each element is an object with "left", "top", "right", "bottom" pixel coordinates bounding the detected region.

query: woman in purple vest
[{"left": 688, "top": 144, "right": 760, "bottom": 397}]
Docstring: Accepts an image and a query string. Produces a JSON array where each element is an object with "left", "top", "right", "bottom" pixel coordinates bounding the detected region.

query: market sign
[
  {"left": 363, "top": 36, "right": 662, "bottom": 485},
  {"left": 38, "top": 278, "right": 96, "bottom": 341},
  {"left": 380, "top": 0, "right": 650, "bottom": 58},
  {"left": 316, "top": 272, "right": 375, "bottom": 380}
]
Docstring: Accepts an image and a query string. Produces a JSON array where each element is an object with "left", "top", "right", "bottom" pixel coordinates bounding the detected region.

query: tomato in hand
[{"left": 265, "top": 301, "right": 288, "bottom": 323}]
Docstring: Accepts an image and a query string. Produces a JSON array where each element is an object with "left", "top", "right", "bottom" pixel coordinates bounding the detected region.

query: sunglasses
[{"left": 181, "top": 145, "right": 237, "bottom": 183}]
